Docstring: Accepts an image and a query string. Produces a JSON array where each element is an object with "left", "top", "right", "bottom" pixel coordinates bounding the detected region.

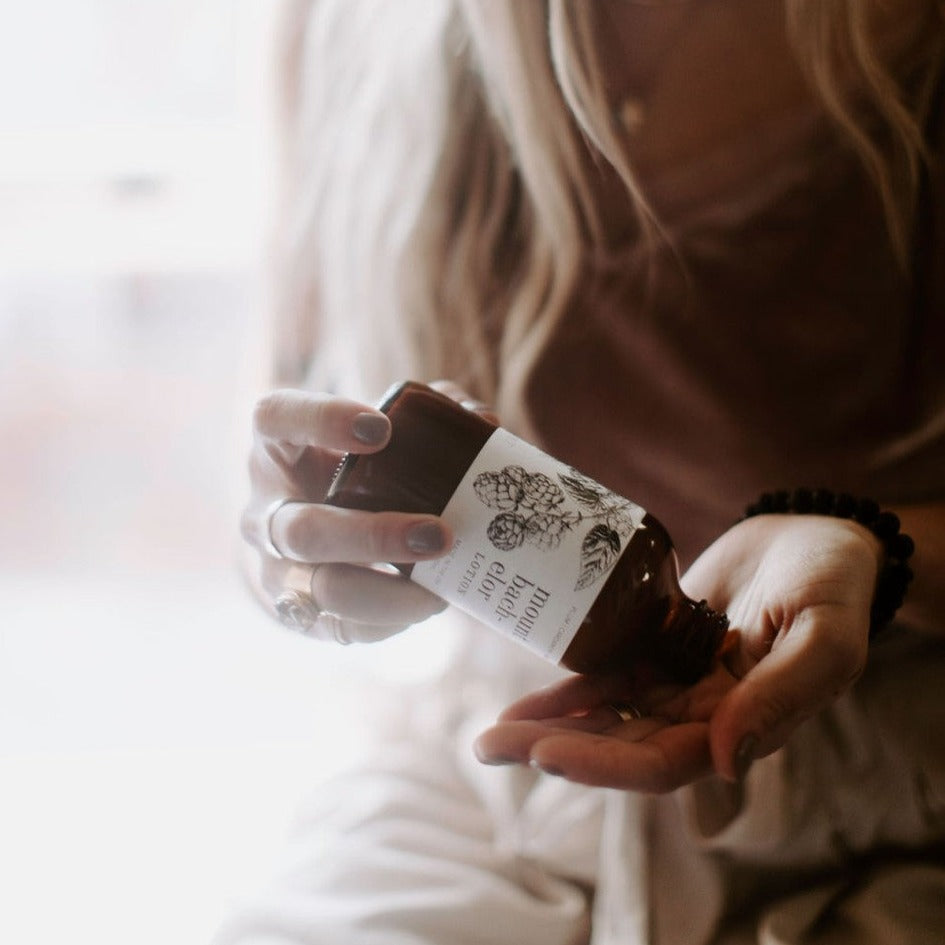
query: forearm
[{"left": 891, "top": 503, "right": 945, "bottom": 636}]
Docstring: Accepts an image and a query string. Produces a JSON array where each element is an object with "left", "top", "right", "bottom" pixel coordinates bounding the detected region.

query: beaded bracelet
[{"left": 742, "top": 488, "right": 915, "bottom": 639}]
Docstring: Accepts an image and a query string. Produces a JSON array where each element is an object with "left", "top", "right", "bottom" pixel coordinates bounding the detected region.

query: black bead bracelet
[{"left": 742, "top": 488, "right": 915, "bottom": 639}]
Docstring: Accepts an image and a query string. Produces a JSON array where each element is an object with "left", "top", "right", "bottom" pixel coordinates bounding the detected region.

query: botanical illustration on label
[
  {"left": 473, "top": 464, "right": 642, "bottom": 592},
  {"left": 412, "top": 428, "right": 646, "bottom": 663}
]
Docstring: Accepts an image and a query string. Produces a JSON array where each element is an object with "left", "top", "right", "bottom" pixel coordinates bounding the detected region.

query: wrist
[{"left": 742, "top": 488, "right": 915, "bottom": 639}]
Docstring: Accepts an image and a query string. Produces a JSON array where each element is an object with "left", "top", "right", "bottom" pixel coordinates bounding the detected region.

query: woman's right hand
[{"left": 241, "top": 388, "right": 453, "bottom": 644}]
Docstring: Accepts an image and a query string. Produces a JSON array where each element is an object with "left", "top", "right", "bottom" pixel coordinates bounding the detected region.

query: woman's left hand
[{"left": 474, "top": 514, "right": 884, "bottom": 791}]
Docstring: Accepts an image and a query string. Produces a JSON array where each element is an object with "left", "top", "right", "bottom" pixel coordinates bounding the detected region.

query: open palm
[{"left": 475, "top": 514, "right": 883, "bottom": 790}]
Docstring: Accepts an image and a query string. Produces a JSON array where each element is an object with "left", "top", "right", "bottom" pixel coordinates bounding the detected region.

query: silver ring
[
  {"left": 320, "top": 611, "right": 351, "bottom": 646},
  {"left": 262, "top": 497, "right": 303, "bottom": 560},
  {"left": 273, "top": 564, "right": 322, "bottom": 633},
  {"left": 607, "top": 702, "right": 646, "bottom": 722}
]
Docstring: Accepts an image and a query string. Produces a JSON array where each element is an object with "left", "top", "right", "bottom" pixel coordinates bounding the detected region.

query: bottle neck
[{"left": 654, "top": 597, "right": 729, "bottom": 684}]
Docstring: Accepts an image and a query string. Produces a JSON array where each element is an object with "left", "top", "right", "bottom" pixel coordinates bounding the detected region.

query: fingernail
[
  {"left": 352, "top": 412, "right": 390, "bottom": 446},
  {"left": 733, "top": 734, "right": 758, "bottom": 783},
  {"left": 405, "top": 521, "right": 447, "bottom": 554},
  {"left": 479, "top": 755, "right": 518, "bottom": 767},
  {"left": 530, "top": 759, "right": 564, "bottom": 777}
]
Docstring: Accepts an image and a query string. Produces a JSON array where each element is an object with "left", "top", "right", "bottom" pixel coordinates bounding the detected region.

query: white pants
[
  {"left": 212, "top": 627, "right": 606, "bottom": 945},
  {"left": 213, "top": 624, "right": 945, "bottom": 945}
]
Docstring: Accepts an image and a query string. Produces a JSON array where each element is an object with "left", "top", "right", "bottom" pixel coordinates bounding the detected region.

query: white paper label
[{"left": 412, "top": 428, "right": 646, "bottom": 663}]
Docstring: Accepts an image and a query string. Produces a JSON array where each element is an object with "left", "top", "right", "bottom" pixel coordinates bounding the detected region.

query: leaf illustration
[
  {"left": 559, "top": 472, "right": 607, "bottom": 511},
  {"left": 575, "top": 524, "right": 622, "bottom": 591}
]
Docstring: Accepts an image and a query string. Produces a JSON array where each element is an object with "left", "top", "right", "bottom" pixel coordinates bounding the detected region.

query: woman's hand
[
  {"left": 474, "top": 514, "right": 884, "bottom": 790},
  {"left": 242, "top": 387, "right": 459, "bottom": 644}
]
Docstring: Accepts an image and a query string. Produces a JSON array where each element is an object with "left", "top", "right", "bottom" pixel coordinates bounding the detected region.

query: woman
[{"left": 225, "top": 1, "right": 945, "bottom": 943}]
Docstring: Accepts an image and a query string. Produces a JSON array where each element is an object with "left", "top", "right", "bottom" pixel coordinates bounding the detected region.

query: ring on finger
[
  {"left": 319, "top": 611, "right": 352, "bottom": 646},
  {"left": 606, "top": 702, "right": 646, "bottom": 722},
  {"left": 263, "top": 497, "right": 303, "bottom": 560},
  {"left": 273, "top": 564, "right": 323, "bottom": 634}
]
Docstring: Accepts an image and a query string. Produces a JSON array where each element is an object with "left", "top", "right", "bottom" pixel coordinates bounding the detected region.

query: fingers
[
  {"left": 496, "top": 673, "right": 636, "bottom": 722},
  {"left": 261, "top": 501, "right": 451, "bottom": 564},
  {"left": 476, "top": 671, "right": 711, "bottom": 792},
  {"left": 476, "top": 711, "right": 664, "bottom": 760},
  {"left": 475, "top": 719, "right": 710, "bottom": 792},
  {"left": 253, "top": 389, "right": 391, "bottom": 456},
  {"left": 285, "top": 609, "right": 414, "bottom": 647},
  {"left": 530, "top": 722, "right": 712, "bottom": 791},
  {"left": 262, "top": 561, "right": 447, "bottom": 645},
  {"left": 246, "top": 387, "right": 460, "bottom": 648},
  {"left": 305, "top": 613, "right": 415, "bottom": 647},
  {"left": 475, "top": 719, "right": 610, "bottom": 765},
  {"left": 708, "top": 602, "right": 867, "bottom": 781},
  {"left": 248, "top": 390, "right": 392, "bottom": 522},
  {"left": 311, "top": 563, "right": 447, "bottom": 626}
]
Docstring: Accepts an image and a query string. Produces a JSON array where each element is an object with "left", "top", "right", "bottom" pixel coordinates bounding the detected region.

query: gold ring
[
  {"left": 273, "top": 564, "right": 322, "bottom": 633},
  {"left": 607, "top": 702, "right": 645, "bottom": 722}
]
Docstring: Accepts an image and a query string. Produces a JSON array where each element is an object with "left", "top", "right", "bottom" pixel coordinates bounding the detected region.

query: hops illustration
[
  {"left": 525, "top": 510, "right": 580, "bottom": 550},
  {"left": 487, "top": 512, "right": 527, "bottom": 551},
  {"left": 521, "top": 472, "right": 565, "bottom": 511},
  {"left": 474, "top": 467, "right": 524, "bottom": 511},
  {"left": 473, "top": 460, "right": 640, "bottom": 592},
  {"left": 503, "top": 465, "right": 527, "bottom": 487}
]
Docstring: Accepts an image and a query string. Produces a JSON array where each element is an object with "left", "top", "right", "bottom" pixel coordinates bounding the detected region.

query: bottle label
[{"left": 411, "top": 428, "right": 646, "bottom": 663}]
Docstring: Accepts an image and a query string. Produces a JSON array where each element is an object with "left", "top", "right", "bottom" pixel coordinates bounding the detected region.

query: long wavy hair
[{"left": 269, "top": 0, "right": 943, "bottom": 429}]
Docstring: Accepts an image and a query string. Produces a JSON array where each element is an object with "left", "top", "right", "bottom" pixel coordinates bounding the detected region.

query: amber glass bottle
[{"left": 326, "top": 381, "right": 728, "bottom": 684}]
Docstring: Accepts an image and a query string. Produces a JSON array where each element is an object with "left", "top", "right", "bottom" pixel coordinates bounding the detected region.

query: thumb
[{"left": 708, "top": 608, "right": 866, "bottom": 782}]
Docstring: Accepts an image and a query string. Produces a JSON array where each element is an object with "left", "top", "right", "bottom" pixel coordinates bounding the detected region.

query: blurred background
[{"left": 0, "top": 3, "right": 453, "bottom": 942}]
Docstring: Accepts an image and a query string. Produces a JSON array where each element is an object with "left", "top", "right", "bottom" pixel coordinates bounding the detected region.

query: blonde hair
[{"left": 271, "top": 0, "right": 943, "bottom": 425}]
